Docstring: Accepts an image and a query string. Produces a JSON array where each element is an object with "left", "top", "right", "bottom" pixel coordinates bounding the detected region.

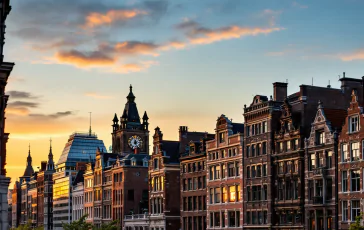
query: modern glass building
[{"left": 53, "top": 132, "right": 105, "bottom": 229}]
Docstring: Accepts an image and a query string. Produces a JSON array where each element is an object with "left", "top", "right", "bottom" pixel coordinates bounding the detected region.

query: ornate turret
[
  {"left": 112, "top": 113, "right": 119, "bottom": 132},
  {"left": 46, "top": 138, "right": 55, "bottom": 171},
  {"left": 142, "top": 111, "right": 149, "bottom": 131},
  {"left": 121, "top": 109, "right": 128, "bottom": 129},
  {"left": 23, "top": 145, "right": 34, "bottom": 177}
]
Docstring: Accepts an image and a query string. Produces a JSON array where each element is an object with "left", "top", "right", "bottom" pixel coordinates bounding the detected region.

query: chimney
[
  {"left": 134, "top": 148, "right": 140, "bottom": 154},
  {"left": 41, "top": 161, "right": 47, "bottom": 171},
  {"left": 273, "top": 82, "right": 288, "bottom": 101},
  {"left": 179, "top": 126, "right": 188, "bottom": 153}
]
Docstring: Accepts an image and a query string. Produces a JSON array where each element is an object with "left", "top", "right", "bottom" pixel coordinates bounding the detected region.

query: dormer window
[
  {"left": 143, "top": 159, "right": 148, "bottom": 167},
  {"left": 316, "top": 130, "right": 325, "bottom": 145},
  {"left": 131, "top": 159, "right": 136, "bottom": 166},
  {"left": 349, "top": 115, "right": 359, "bottom": 133}
]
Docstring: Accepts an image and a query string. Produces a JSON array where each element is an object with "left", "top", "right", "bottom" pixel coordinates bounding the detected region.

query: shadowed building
[
  {"left": 11, "top": 181, "right": 21, "bottom": 228},
  {"left": 304, "top": 102, "right": 346, "bottom": 230},
  {"left": 180, "top": 133, "right": 213, "bottom": 230}
]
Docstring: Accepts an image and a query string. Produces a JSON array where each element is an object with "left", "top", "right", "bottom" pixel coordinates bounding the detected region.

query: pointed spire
[
  {"left": 89, "top": 112, "right": 92, "bottom": 136},
  {"left": 113, "top": 113, "right": 119, "bottom": 122},
  {"left": 27, "top": 144, "right": 31, "bottom": 165},
  {"left": 46, "top": 138, "right": 55, "bottom": 171},
  {"left": 143, "top": 111, "right": 149, "bottom": 120},
  {"left": 127, "top": 84, "right": 136, "bottom": 102}
]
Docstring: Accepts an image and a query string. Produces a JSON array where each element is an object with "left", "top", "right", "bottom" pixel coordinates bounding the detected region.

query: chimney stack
[
  {"left": 41, "top": 161, "right": 47, "bottom": 171},
  {"left": 273, "top": 82, "right": 288, "bottom": 101}
]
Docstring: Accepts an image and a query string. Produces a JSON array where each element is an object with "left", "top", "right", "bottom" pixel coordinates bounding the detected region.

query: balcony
[
  {"left": 313, "top": 196, "right": 323, "bottom": 204},
  {"left": 124, "top": 214, "right": 149, "bottom": 220},
  {"left": 313, "top": 167, "right": 326, "bottom": 177}
]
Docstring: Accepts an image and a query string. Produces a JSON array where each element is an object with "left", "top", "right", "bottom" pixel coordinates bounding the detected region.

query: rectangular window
[
  {"left": 247, "top": 186, "right": 251, "bottom": 201},
  {"left": 228, "top": 211, "right": 237, "bottom": 227},
  {"left": 342, "top": 171, "right": 348, "bottom": 192},
  {"left": 246, "top": 146, "right": 250, "bottom": 158},
  {"left": 215, "top": 165, "right": 221, "bottom": 179},
  {"left": 263, "top": 211, "right": 268, "bottom": 224},
  {"left": 351, "top": 200, "right": 361, "bottom": 221},
  {"left": 278, "top": 162, "right": 284, "bottom": 174},
  {"left": 209, "top": 166, "right": 214, "bottom": 180},
  {"left": 251, "top": 145, "right": 256, "bottom": 157},
  {"left": 247, "top": 166, "right": 250, "bottom": 178},
  {"left": 342, "top": 144, "right": 348, "bottom": 162},
  {"left": 193, "top": 177, "right": 198, "bottom": 190},
  {"left": 349, "top": 115, "right": 359, "bottom": 133},
  {"left": 252, "top": 166, "right": 256, "bottom": 178},
  {"left": 228, "top": 163, "right": 235, "bottom": 177},
  {"left": 263, "top": 185, "right": 268, "bottom": 200},
  {"left": 219, "top": 132, "right": 225, "bottom": 143},
  {"left": 246, "top": 126, "right": 250, "bottom": 137},
  {"left": 327, "top": 151, "right": 332, "bottom": 168},
  {"left": 221, "top": 164, "right": 226, "bottom": 178},
  {"left": 257, "top": 165, "right": 261, "bottom": 177},
  {"left": 351, "top": 142, "right": 360, "bottom": 161},
  {"left": 316, "top": 130, "right": 325, "bottom": 145},
  {"left": 310, "top": 153, "right": 316, "bottom": 170},
  {"left": 327, "top": 178, "right": 333, "bottom": 201},
  {"left": 214, "top": 187, "right": 221, "bottom": 203},
  {"left": 262, "top": 142, "right": 267, "bottom": 155},
  {"left": 222, "top": 187, "right": 227, "bottom": 203},
  {"left": 278, "top": 181, "right": 283, "bottom": 200},
  {"left": 351, "top": 170, "right": 360, "bottom": 192},
  {"left": 342, "top": 201, "right": 348, "bottom": 221},
  {"left": 263, "top": 121, "right": 267, "bottom": 133},
  {"left": 236, "top": 184, "right": 241, "bottom": 201},
  {"left": 236, "top": 162, "right": 240, "bottom": 176},
  {"left": 209, "top": 188, "right": 214, "bottom": 204},
  {"left": 214, "top": 212, "right": 220, "bottom": 227},
  {"left": 246, "top": 212, "right": 251, "bottom": 224},
  {"left": 257, "top": 143, "right": 261, "bottom": 156},
  {"left": 263, "top": 164, "right": 267, "bottom": 176},
  {"left": 229, "top": 186, "right": 236, "bottom": 202},
  {"left": 287, "top": 141, "right": 291, "bottom": 150}
]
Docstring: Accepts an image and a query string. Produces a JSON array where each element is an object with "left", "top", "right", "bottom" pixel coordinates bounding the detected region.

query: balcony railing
[
  {"left": 313, "top": 196, "right": 323, "bottom": 204},
  {"left": 313, "top": 167, "right": 326, "bottom": 176},
  {"left": 124, "top": 214, "right": 148, "bottom": 220}
]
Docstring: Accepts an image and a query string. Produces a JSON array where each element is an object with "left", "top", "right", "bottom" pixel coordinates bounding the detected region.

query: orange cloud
[
  {"left": 55, "top": 50, "right": 116, "bottom": 67},
  {"left": 6, "top": 107, "right": 30, "bottom": 116},
  {"left": 84, "top": 92, "right": 113, "bottom": 99},
  {"left": 114, "top": 41, "right": 159, "bottom": 56},
  {"left": 160, "top": 41, "right": 187, "bottom": 51},
  {"left": 84, "top": 9, "right": 147, "bottom": 28},
  {"left": 340, "top": 50, "right": 364, "bottom": 61},
  {"left": 110, "top": 61, "right": 158, "bottom": 74},
  {"left": 189, "top": 26, "right": 284, "bottom": 45}
]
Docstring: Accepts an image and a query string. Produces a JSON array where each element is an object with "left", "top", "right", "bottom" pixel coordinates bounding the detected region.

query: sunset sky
[{"left": 4, "top": 0, "right": 364, "bottom": 185}]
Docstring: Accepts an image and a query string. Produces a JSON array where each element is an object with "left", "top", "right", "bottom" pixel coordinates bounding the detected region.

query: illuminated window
[{"left": 229, "top": 186, "right": 236, "bottom": 202}]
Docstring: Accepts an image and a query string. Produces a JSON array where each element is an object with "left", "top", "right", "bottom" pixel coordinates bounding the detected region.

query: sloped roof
[
  {"left": 323, "top": 108, "right": 347, "bottom": 130},
  {"left": 232, "top": 123, "right": 244, "bottom": 134},
  {"left": 160, "top": 140, "right": 180, "bottom": 163}
]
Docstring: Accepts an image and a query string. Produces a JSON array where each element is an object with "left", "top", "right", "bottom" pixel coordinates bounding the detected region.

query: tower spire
[
  {"left": 47, "top": 138, "right": 55, "bottom": 171},
  {"left": 89, "top": 112, "right": 92, "bottom": 136}
]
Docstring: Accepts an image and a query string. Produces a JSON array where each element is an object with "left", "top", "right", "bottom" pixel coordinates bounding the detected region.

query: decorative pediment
[{"left": 251, "top": 95, "right": 268, "bottom": 106}]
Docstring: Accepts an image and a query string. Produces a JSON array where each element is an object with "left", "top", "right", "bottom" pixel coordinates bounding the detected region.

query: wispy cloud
[
  {"left": 292, "top": 1, "right": 308, "bottom": 9},
  {"left": 83, "top": 9, "right": 147, "bottom": 28},
  {"left": 29, "top": 111, "right": 76, "bottom": 119},
  {"left": 8, "top": 101, "right": 39, "bottom": 108},
  {"left": 339, "top": 50, "right": 364, "bottom": 61},
  {"left": 6, "top": 91, "right": 39, "bottom": 99},
  {"left": 55, "top": 50, "right": 116, "bottom": 67},
  {"left": 84, "top": 92, "right": 113, "bottom": 99}
]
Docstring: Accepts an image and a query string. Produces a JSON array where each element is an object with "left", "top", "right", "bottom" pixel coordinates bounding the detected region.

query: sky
[{"left": 4, "top": 0, "right": 364, "bottom": 185}]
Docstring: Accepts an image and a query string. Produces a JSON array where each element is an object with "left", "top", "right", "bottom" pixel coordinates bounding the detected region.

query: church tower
[{"left": 111, "top": 85, "right": 149, "bottom": 156}]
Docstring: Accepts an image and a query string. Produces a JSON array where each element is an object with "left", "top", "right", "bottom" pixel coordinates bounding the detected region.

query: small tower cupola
[
  {"left": 112, "top": 113, "right": 119, "bottom": 132},
  {"left": 142, "top": 111, "right": 149, "bottom": 131},
  {"left": 121, "top": 109, "right": 128, "bottom": 129},
  {"left": 127, "top": 85, "right": 136, "bottom": 103}
]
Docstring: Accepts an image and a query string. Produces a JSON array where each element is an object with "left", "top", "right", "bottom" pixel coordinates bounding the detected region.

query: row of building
[{"left": 9, "top": 76, "right": 364, "bottom": 229}]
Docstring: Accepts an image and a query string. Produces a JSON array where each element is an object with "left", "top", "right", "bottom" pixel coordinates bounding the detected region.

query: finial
[
  {"left": 130, "top": 84, "right": 133, "bottom": 92},
  {"left": 28, "top": 143, "right": 30, "bottom": 155},
  {"left": 89, "top": 112, "right": 92, "bottom": 136}
]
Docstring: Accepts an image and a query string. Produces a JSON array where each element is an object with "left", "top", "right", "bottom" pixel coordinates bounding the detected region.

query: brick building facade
[
  {"left": 304, "top": 102, "right": 346, "bottom": 230},
  {"left": 206, "top": 115, "right": 244, "bottom": 229},
  {"left": 180, "top": 133, "right": 213, "bottom": 230}
]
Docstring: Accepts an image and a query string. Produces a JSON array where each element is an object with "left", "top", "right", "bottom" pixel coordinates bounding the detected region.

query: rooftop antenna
[
  {"left": 89, "top": 112, "right": 92, "bottom": 136},
  {"left": 312, "top": 77, "right": 313, "bottom": 86},
  {"left": 343, "top": 72, "right": 346, "bottom": 78}
]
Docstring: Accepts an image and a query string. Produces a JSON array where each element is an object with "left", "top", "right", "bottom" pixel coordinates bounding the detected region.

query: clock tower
[{"left": 111, "top": 85, "right": 149, "bottom": 156}]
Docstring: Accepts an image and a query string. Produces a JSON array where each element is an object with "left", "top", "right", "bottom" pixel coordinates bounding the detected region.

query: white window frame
[
  {"left": 351, "top": 200, "right": 361, "bottom": 221},
  {"left": 342, "top": 143, "right": 348, "bottom": 162},
  {"left": 349, "top": 115, "right": 359, "bottom": 133},
  {"left": 351, "top": 142, "right": 360, "bottom": 161}
]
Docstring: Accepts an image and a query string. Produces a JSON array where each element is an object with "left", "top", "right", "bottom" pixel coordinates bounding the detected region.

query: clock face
[{"left": 128, "top": 135, "right": 143, "bottom": 149}]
